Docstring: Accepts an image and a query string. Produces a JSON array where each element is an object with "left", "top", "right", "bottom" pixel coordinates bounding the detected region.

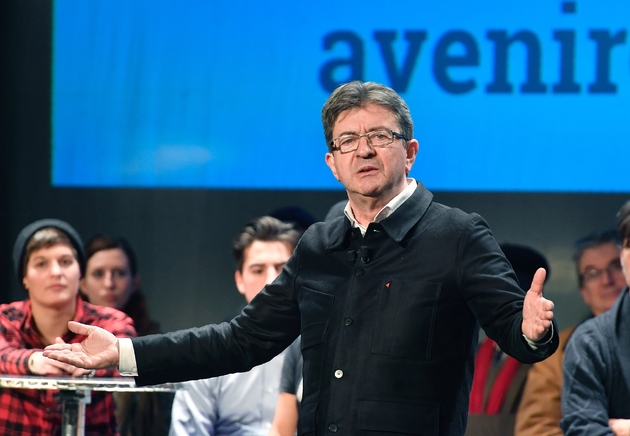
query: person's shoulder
[
  {"left": 0, "top": 299, "right": 26, "bottom": 311},
  {"left": 410, "top": 181, "right": 479, "bottom": 223},
  {"left": 566, "top": 313, "right": 612, "bottom": 354},
  {"left": 570, "top": 317, "right": 599, "bottom": 339},
  {"left": 80, "top": 301, "right": 137, "bottom": 337},
  {"left": 309, "top": 218, "right": 342, "bottom": 232},
  {"left": 431, "top": 202, "right": 470, "bottom": 217},
  {"left": 424, "top": 200, "right": 489, "bottom": 235},
  {"left": 0, "top": 299, "right": 28, "bottom": 319},
  {"left": 81, "top": 299, "right": 132, "bottom": 321},
  {"left": 581, "top": 306, "right": 616, "bottom": 332},
  {"left": 299, "top": 219, "right": 344, "bottom": 246},
  {"left": 563, "top": 314, "right": 618, "bottom": 380}
]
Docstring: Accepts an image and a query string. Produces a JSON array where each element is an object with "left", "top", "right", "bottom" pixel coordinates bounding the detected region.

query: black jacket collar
[{"left": 325, "top": 180, "right": 434, "bottom": 250}]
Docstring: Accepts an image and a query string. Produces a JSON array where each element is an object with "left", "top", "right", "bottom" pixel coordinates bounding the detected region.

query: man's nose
[{"left": 355, "top": 136, "right": 375, "bottom": 157}]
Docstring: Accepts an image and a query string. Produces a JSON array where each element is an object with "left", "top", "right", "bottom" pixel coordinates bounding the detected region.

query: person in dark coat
[{"left": 561, "top": 199, "right": 630, "bottom": 435}]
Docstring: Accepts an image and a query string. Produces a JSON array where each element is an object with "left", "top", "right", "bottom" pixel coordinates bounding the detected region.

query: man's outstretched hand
[
  {"left": 43, "top": 321, "right": 120, "bottom": 370},
  {"left": 522, "top": 268, "right": 555, "bottom": 342},
  {"left": 30, "top": 338, "right": 94, "bottom": 377}
]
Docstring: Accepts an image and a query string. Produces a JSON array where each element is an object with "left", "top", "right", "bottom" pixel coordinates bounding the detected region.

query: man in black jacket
[{"left": 45, "top": 81, "right": 558, "bottom": 436}]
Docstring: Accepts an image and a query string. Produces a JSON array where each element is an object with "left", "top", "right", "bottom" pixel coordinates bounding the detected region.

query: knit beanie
[{"left": 13, "top": 219, "right": 86, "bottom": 287}]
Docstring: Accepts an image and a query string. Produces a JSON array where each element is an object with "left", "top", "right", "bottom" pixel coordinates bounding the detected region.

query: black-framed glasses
[
  {"left": 580, "top": 259, "right": 623, "bottom": 284},
  {"left": 330, "top": 129, "right": 407, "bottom": 154}
]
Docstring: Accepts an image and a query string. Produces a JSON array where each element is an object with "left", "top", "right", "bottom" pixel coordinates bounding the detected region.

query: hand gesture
[
  {"left": 43, "top": 321, "right": 120, "bottom": 370},
  {"left": 521, "top": 268, "right": 555, "bottom": 341},
  {"left": 30, "top": 338, "right": 94, "bottom": 377}
]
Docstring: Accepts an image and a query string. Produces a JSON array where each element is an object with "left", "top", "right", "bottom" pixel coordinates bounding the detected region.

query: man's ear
[
  {"left": 325, "top": 152, "right": 340, "bottom": 181},
  {"left": 405, "top": 139, "right": 419, "bottom": 174},
  {"left": 235, "top": 270, "right": 246, "bottom": 296}
]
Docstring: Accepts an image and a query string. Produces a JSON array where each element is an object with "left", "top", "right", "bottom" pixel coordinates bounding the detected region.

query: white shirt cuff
[
  {"left": 522, "top": 323, "right": 554, "bottom": 350},
  {"left": 118, "top": 338, "right": 138, "bottom": 376}
]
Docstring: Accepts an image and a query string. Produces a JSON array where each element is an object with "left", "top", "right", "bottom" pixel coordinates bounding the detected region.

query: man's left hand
[{"left": 521, "top": 268, "right": 555, "bottom": 341}]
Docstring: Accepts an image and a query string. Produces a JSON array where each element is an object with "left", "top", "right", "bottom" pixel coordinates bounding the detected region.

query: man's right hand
[
  {"left": 29, "top": 348, "right": 93, "bottom": 377},
  {"left": 43, "top": 321, "right": 120, "bottom": 370}
]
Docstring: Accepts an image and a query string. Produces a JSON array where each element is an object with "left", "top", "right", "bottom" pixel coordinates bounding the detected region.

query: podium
[{"left": 0, "top": 375, "right": 175, "bottom": 436}]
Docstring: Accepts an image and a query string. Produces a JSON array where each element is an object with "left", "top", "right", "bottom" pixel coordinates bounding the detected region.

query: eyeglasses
[
  {"left": 580, "top": 260, "right": 623, "bottom": 284},
  {"left": 330, "top": 129, "right": 407, "bottom": 154}
]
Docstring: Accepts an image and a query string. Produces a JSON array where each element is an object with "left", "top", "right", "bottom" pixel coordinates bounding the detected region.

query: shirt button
[
  {"left": 334, "top": 369, "right": 343, "bottom": 378},
  {"left": 356, "top": 268, "right": 364, "bottom": 276},
  {"left": 344, "top": 318, "right": 353, "bottom": 326},
  {"left": 328, "top": 424, "right": 338, "bottom": 432}
]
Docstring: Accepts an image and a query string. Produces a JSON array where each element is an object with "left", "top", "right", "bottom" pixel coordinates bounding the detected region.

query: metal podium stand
[{"left": 0, "top": 375, "right": 175, "bottom": 436}]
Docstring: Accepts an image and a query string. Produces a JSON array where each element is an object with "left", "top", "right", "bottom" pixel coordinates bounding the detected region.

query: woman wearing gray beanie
[{"left": 0, "top": 219, "right": 137, "bottom": 435}]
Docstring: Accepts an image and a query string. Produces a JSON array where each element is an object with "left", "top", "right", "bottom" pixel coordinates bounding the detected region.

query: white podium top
[{"left": 0, "top": 375, "right": 175, "bottom": 392}]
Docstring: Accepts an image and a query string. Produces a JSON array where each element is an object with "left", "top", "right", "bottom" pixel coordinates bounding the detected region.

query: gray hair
[{"left": 321, "top": 81, "right": 414, "bottom": 152}]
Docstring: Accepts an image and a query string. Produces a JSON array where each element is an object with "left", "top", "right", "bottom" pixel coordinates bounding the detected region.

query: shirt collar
[
  {"left": 344, "top": 179, "right": 418, "bottom": 235},
  {"left": 22, "top": 299, "right": 35, "bottom": 332},
  {"left": 23, "top": 296, "right": 85, "bottom": 340}
]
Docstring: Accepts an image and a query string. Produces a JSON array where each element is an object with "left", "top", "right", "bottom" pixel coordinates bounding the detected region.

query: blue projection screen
[{"left": 52, "top": 1, "right": 630, "bottom": 192}]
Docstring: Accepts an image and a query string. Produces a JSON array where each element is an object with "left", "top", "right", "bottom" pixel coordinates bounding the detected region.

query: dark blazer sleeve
[
  {"left": 132, "top": 243, "right": 304, "bottom": 387},
  {"left": 458, "top": 214, "right": 558, "bottom": 363}
]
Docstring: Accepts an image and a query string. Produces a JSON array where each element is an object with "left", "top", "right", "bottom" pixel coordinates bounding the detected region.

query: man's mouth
[{"left": 358, "top": 166, "right": 378, "bottom": 174}]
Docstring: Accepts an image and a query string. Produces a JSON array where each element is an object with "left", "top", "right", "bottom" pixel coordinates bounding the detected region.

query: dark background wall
[{"left": 2, "top": 1, "right": 628, "bottom": 334}]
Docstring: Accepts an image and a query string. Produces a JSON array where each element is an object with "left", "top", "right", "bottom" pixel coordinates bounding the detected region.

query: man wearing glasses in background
[
  {"left": 44, "top": 81, "right": 559, "bottom": 436},
  {"left": 516, "top": 229, "right": 626, "bottom": 436}
]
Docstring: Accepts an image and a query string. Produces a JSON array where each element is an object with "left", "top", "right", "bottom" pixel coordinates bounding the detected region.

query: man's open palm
[{"left": 43, "top": 321, "right": 119, "bottom": 370}]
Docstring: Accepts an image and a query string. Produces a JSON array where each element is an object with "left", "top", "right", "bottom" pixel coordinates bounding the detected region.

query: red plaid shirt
[{"left": 0, "top": 297, "right": 136, "bottom": 435}]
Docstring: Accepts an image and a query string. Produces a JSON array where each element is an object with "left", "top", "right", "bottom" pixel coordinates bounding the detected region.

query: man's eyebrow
[
  {"left": 335, "top": 130, "right": 359, "bottom": 137},
  {"left": 335, "top": 126, "right": 391, "bottom": 137}
]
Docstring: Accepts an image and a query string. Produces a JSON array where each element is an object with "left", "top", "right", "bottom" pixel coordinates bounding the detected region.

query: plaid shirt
[{"left": 0, "top": 297, "right": 136, "bottom": 435}]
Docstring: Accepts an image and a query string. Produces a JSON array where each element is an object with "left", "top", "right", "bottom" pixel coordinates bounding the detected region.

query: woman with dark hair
[
  {"left": 80, "top": 235, "right": 158, "bottom": 336},
  {"left": 80, "top": 234, "right": 171, "bottom": 436},
  {"left": 1, "top": 219, "right": 136, "bottom": 435}
]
